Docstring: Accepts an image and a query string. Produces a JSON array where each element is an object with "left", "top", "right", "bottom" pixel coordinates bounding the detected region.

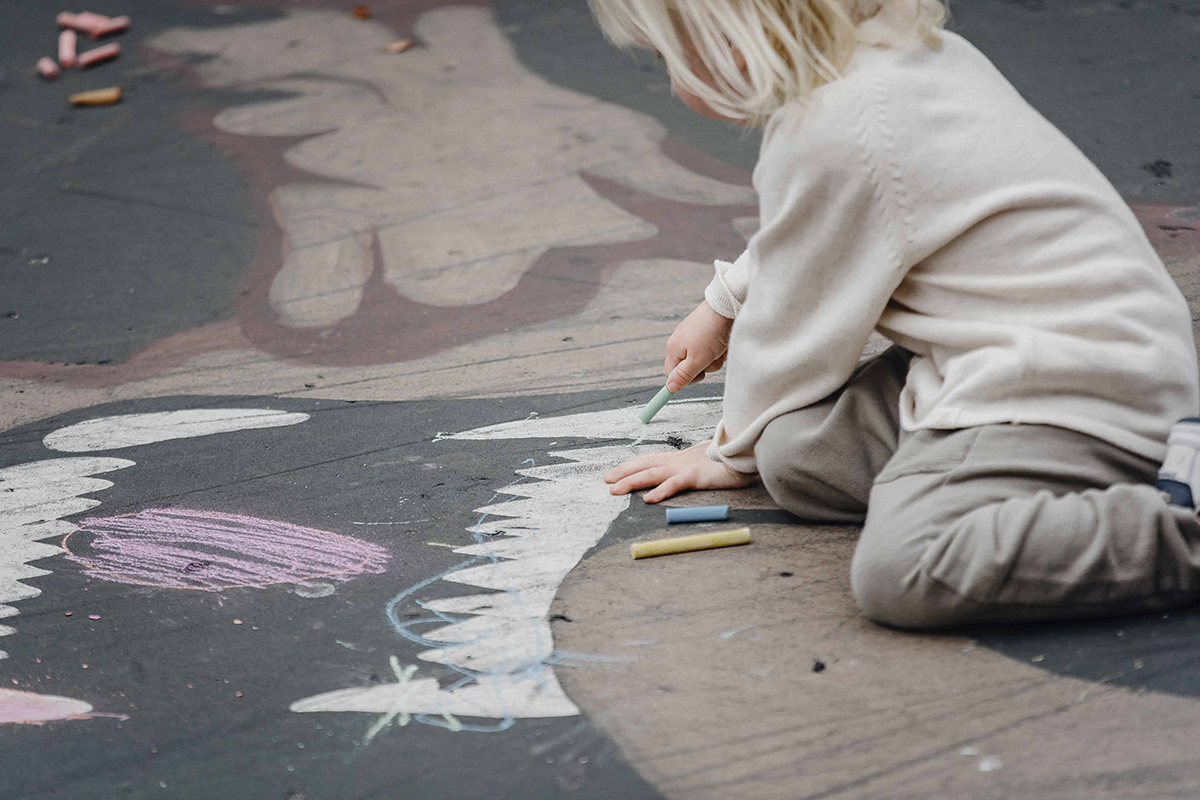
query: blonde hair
[{"left": 589, "top": 0, "right": 947, "bottom": 125}]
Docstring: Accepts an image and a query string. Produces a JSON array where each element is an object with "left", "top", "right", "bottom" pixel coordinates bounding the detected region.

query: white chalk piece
[
  {"left": 665, "top": 505, "right": 729, "bottom": 524},
  {"left": 630, "top": 527, "right": 751, "bottom": 560}
]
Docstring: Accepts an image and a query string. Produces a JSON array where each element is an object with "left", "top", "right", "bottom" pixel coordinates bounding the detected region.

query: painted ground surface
[{"left": 2, "top": 0, "right": 1200, "bottom": 797}]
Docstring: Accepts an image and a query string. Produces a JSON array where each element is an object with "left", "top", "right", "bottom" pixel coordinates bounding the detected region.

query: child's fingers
[
  {"left": 663, "top": 351, "right": 683, "bottom": 381},
  {"left": 603, "top": 453, "right": 673, "bottom": 483},
  {"left": 608, "top": 466, "right": 673, "bottom": 496},
  {"left": 643, "top": 475, "right": 689, "bottom": 503}
]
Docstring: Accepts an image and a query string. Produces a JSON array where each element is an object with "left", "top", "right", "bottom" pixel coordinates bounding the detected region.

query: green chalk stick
[{"left": 638, "top": 385, "right": 676, "bottom": 424}]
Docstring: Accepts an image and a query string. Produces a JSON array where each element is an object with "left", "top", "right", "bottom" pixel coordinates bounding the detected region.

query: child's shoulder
[{"left": 763, "top": 29, "right": 1047, "bottom": 166}]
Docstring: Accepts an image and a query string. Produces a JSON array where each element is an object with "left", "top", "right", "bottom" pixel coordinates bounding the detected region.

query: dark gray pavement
[{"left": 2, "top": 1, "right": 1200, "bottom": 798}]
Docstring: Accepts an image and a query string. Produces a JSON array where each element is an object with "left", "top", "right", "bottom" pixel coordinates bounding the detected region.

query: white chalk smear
[
  {"left": 0, "top": 458, "right": 134, "bottom": 659},
  {"left": 293, "top": 398, "right": 725, "bottom": 730},
  {"left": 44, "top": 409, "right": 310, "bottom": 452},
  {"left": 443, "top": 398, "right": 720, "bottom": 447},
  {"left": 293, "top": 580, "right": 337, "bottom": 598},
  {"left": 0, "top": 688, "right": 94, "bottom": 725},
  {"left": 978, "top": 755, "right": 1003, "bottom": 772},
  {"left": 719, "top": 624, "right": 755, "bottom": 640}
]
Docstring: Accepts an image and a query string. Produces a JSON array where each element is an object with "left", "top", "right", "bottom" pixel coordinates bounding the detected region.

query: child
[{"left": 593, "top": 0, "right": 1200, "bottom": 629}]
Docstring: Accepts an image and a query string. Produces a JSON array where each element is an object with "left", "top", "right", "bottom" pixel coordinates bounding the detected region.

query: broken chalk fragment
[
  {"left": 351, "top": 5, "right": 372, "bottom": 19},
  {"left": 69, "top": 86, "right": 121, "bottom": 106},
  {"left": 383, "top": 39, "right": 414, "bottom": 53},
  {"left": 77, "top": 42, "right": 120, "bottom": 68},
  {"left": 37, "top": 57, "right": 62, "bottom": 80},
  {"left": 665, "top": 505, "right": 729, "bottom": 524},
  {"left": 58, "top": 29, "right": 77, "bottom": 68},
  {"left": 638, "top": 385, "right": 675, "bottom": 424},
  {"left": 630, "top": 526, "right": 751, "bottom": 560}
]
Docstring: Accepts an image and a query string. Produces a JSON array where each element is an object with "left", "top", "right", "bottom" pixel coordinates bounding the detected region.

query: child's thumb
[{"left": 666, "top": 361, "right": 700, "bottom": 392}]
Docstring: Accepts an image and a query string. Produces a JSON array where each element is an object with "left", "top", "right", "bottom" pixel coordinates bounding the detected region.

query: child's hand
[
  {"left": 603, "top": 441, "right": 757, "bottom": 503},
  {"left": 664, "top": 301, "right": 734, "bottom": 393}
]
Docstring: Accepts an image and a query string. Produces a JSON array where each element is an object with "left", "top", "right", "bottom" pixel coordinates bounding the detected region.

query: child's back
[{"left": 714, "top": 24, "right": 1198, "bottom": 474}]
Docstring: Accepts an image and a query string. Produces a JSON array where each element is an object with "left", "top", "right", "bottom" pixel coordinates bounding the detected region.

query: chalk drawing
[
  {"left": 0, "top": 688, "right": 93, "bottom": 725},
  {"left": 292, "top": 398, "right": 722, "bottom": 733},
  {"left": 0, "top": 406, "right": 312, "bottom": 656},
  {"left": 43, "top": 409, "right": 310, "bottom": 452},
  {"left": 144, "top": 8, "right": 755, "bottom": 368},
  {"left": 0, "top": 457, "right": 134, "bottom": 659},
  {"left": 63, "top": 508, "right": 389, "bottom": 591}
]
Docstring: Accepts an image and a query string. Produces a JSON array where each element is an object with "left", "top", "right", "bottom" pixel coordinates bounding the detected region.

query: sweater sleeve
[
  {"left": 704, "top": 250, "right": 751, "bottom": 319},
  {"left": 709, "top": 71, "right": 912, "bottom": 474}
]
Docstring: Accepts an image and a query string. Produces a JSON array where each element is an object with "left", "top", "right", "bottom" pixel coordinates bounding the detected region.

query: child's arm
[{"left": 603, "top": 441, "right": 757, "bottom": 502}]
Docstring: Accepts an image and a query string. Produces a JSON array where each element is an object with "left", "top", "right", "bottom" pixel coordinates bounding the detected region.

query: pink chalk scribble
[{"left": 63, "top": 508, "right": 389, "bottom": 591}]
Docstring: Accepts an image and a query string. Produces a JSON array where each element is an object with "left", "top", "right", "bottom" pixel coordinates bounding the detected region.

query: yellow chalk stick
[
  {"left": 630, "top": 527, "right": 751, "bottom": 560},
  {"left": 69, "top": 86, "right": 121, "bottom": 106}
]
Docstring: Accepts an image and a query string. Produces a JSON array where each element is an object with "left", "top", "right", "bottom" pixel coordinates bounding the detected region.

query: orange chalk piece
[
  {"left": 37, "top": 57, "right": 62, "bottom": 80},
  {"left": 58, "top": 29, "right": 78, "bottom": 68},
  {"left": 69, "top": 85, "right": 122, "bottom": 106},
  {"left": 383, "top": 39, "right": 414, "bottom": 53},
  {"left": 351, "top": 5, "right": 372, "bottom": 19},
  {"left": 77, "top": 41, "right": 120, "bottom": 68}
]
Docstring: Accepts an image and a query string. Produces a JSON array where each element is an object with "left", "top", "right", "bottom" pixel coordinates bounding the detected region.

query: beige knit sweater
[{"left": 705, "top": 28, "right": 1198, "bottom": 474}]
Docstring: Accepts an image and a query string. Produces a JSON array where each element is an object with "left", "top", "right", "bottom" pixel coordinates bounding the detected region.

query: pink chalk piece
[
  {"left": 37, "top": 57, "right": 61, "bottom": 80},
  {"left": 88, "top": 614, "right": 100, "bottom": 620},
  {"left": 0, "top": 688, "right": 92, "bottom": 725},
  {"left": 59, "top": 11, "right": 129, "bottom": 38},
  {"left": 65, "top": 508, "right": 391, "bottom": 591},
  {"left": 88, "top": 15, "right": 130, "bottom": 38},
  {"left": 77, "top": 41, "right": 120, "bottom": 69},
  {"left": 58, "top": 29, "right": 77, "bottom": 68},
  {"left": 74, "top": 11, "right": 111, "bottom": 26}
]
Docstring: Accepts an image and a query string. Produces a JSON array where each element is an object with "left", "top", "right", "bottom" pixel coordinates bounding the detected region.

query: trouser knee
[
  {"left": 756, "top": 416, "right": 870, "bottom": 524},
  {"left": 849, "top": 537, "right": 973, "bottom": 630}
]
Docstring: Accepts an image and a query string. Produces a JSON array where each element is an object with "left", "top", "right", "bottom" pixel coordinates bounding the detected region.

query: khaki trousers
[{"left": 755, "top": 346, "right": 1200, "bottom": 629}]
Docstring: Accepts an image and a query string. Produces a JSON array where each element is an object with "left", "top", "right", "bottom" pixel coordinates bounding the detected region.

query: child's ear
[{"left": 732, "top": 47, "right": 748, "bottom": 75}]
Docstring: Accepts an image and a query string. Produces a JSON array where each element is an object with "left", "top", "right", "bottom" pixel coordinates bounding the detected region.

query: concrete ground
[{"left": 1, "top": 0, "right": 1198, "bottom": 797}]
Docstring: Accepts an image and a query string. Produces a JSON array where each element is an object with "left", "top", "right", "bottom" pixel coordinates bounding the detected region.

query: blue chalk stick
[{"left": 666, "top": 505, "right": 729, "bottom": 524}]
